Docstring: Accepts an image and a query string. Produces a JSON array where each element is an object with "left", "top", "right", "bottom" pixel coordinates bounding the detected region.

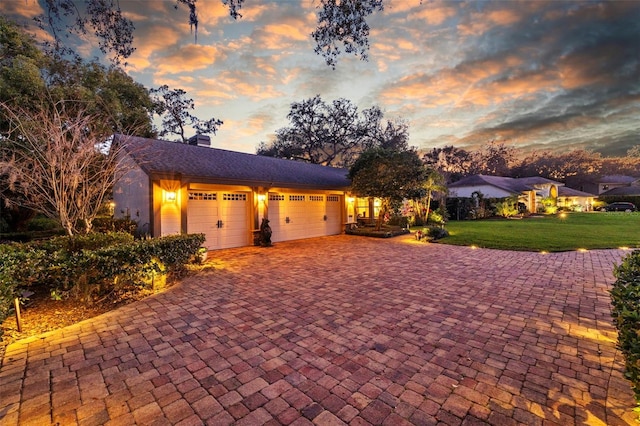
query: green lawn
[{"left": 428, "top": 212, "right": 640, "bottom": 252}]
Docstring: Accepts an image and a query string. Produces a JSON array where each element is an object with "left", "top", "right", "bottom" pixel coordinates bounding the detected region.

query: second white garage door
[
  {"left": 187, "top": 191, "right": 248, "bottom": 250},
  {"left": 269, "top": 193, "right": 342, "bottom": 242}
]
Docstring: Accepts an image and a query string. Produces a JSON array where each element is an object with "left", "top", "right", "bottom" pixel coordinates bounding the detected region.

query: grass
[{"left": 425, "top": 212, "right": 640, "bottom": 252}]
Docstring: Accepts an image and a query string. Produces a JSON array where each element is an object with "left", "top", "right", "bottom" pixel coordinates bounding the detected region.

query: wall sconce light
[
  {"left": 258, "top": 194, "right": 266, "bottom": 203},
  {"left": 165, "top": 191, "right": 177, "bottom": 203},
  {"left": 347, "top": 196, "right": 355, "bottom": 203}
]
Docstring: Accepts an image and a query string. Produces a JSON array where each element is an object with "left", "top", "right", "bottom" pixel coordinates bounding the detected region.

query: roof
[
  {"left": 598, "top": 175, "right": 639, "bottom": 184},
  {"left": 449, "top": 175, "right": 537, "bottom": 194},
  {"left": 115, "top": 134, "right": 350, "bottom": 190},
  {"left": 601, "top": 186, "right": 640, "bottom": 196},
  {"left": 558, "top": 186, "right": 594, "bottom": 197},
  {"left": 516, "top": 176, "right": 563, "bottom": 186}
]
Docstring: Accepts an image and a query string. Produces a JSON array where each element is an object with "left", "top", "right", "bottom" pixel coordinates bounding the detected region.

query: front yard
[{"left": 434, "top": 212, "right": 640, "bottom": 252}]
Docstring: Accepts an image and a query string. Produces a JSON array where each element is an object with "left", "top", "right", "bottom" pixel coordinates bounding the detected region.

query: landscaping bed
[{"left": 345, "top": 224, "right": 410, "bottom": 238}]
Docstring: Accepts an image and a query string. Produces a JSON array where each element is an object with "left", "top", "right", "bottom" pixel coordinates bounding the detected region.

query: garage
[
  {"left": 187, "top": 191, "right": 249, "bottom": 250},
  {"left": 268, "top": 193, "right": 343, "bottom": 242},
  {"left": 115, "top": 136, "right": 351, "bottom": 249}
]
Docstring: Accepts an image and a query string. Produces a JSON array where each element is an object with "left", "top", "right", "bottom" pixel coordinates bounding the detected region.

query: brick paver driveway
[{"left": 0, "top": 235, "right": 635, "bottom": 425}]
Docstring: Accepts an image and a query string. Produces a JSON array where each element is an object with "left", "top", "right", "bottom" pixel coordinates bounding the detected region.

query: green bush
[
  {"left": 27, "top": 216, "right": 63, "bottom": 232},
  {"left": 0, "top": 244, "right": 48, "bottom": 337},
  {"left": 611, "top": 250, "right": 640, "bottom": 411},
  {"left": 424, "top": 226, "right": 449, "bottom": 240},
  {"left": 92, "top": 217, "right": 138, "bottom": 235},
  {"left": 494, "top": 196, "right": 520, "bottom": 218},
  {"left": 0, "top": 233, "right": 206, "bottom": 320}
]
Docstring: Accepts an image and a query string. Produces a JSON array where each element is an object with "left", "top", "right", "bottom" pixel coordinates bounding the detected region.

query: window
[
  {"left": 189, "top": 192, "right": 216, "bottom": 200},
  {"left": 327, "top": 195, "right": 339, "bottom": 202},
  {"left": 269, "top": 194, "right": 285, "bottom": 201},
  {"left": 309, "top": 195, "right": 324, "bottom": 202},
  {"left": 223, "top": 193, "right": 247, "bottom": 201},
  {"left": 289, "top": 195, "right": 305, "bottom": 201}
]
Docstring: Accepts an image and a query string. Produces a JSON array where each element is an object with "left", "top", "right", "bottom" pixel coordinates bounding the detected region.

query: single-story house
[
  {"left": 447, "top": 174, "right": 596, "bottom": 212},
  {"left": 448, "top": 175, "right": 565, "bottom": 213},
  {"left": 113, "top": 134, "right": 360, "bottom": 250}
]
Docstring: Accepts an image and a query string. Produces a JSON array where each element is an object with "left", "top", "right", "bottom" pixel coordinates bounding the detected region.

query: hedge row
[
  {"left": 0, "top": 232, "right": 205, "bottom": 334},
  {"left": 611, "top": 250, "right": 640, "bottom": 411}
]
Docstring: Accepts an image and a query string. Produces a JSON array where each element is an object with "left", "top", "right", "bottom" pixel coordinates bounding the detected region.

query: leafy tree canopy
[
  {"left": 37, "top": 0, "right": 387, "bottom": 68},
  {"left": 349, "top": 148, "right": 426, "bottom": 202},
  {"left": 349, "top": 147, "right": 426, "bottom": 229},
  {"left": 0, "top": 17, "right": 155, "bottom": 137},
  {"left": 257, "top": 95, "right": 408, "bottom": 168},
  {"left": 151, "top": 85, "right": 224, "bottom": 143}
]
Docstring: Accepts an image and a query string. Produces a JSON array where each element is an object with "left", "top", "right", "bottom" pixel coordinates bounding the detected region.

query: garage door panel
[
  {"left": 188, "top": 191, "right": 248, "bottom": 250},
  {"left": 269, "top": 193, "right": 342, "bottom": 242}
]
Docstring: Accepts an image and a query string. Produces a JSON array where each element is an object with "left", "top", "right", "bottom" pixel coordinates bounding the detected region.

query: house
[
  {"left": 113, "top": 134, "right": 357, "bottom": 250},
  {"left": 447, "top": 174, "right": 596, "bottom": 212},
  {"left": 567, "top": 175, "right": 640, "bottom": 195},
  {"left": 448, "top": 175, "right": 565, "bottom": 213}
]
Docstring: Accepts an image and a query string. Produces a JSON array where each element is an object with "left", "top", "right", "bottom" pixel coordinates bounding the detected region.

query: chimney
[{"left": 188, "top": 134, "right": 211, "bottom": 147}]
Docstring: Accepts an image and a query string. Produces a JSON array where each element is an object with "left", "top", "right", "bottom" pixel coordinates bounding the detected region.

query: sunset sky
[{"left": 2, "top": 0, "right": 639, "bottom": 156}]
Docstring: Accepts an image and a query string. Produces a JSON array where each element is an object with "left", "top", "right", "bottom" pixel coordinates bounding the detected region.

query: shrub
[
  {"left": 424, "top": 226, "right": 449, "bottom": 240},
  {"left": 26, "top": 216, "right": 63, "bottom": 232},
  {"left": 92, "top": 217, "right": 138, "bottom": 235},
  {"left": 0, "top": 233, "right": 206, "bottom": 316},
  {"left": 0, "top": 244, "right": 47, "bottom": 337},
  {"left": 494, "top": 196, "right": 519, "bottom": 218},
  {"left": 611, "top": 250, "right": 640, "bottom": 412}
]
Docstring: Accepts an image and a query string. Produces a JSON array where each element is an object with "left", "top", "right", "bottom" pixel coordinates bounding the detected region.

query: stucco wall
[
  {"left": 449, "top": 185, "right": 513, "bottom": 198},
  {"left": 113, "top": 153, "right": 151, "bottom": 234}
]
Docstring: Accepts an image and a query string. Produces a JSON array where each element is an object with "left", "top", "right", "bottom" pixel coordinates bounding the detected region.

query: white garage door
[
  {"left": 269, "top": 193, "right": 342, "bottom": 243},
  {"left": 187, "top": 191, "right": 248, "bottom": 250}
]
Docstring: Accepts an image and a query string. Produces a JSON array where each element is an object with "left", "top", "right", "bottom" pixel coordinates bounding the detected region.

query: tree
[
  {"left": 36, "top": 0, "right": 387, "bottom": 68},
  {"left": 257, "top": 96, "right": 408, "bottom": 168},
  {"left": 349, "top": 148, "right": 426, "bottom": 230},
  {"left": 0, "top": 17, "right": 157, "bottom": 231},
  {"left": 471, "top": 141, "right": 516, "bottom": 176},
  {"left": 422, "top": 146, "right": 474, "bottom": 183},
  {"left": 151, "top": 85, "right": 223, "bottom": 143},
  {"left": 421, "top": 168, "right": 447, "bottom": 225},
  {"left": 0, "top": 99, "right": 134, "bottom": 236},
  {"left": 511, "top": 149, "right": 602, "bottom": 181},
  {"left": 312, "top": 0, "right": 384, "bottom": 68}
]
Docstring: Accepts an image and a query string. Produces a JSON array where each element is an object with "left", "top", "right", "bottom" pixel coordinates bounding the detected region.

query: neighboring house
[
  {"left": 568, "top": 175, "right": 640, "bottom": 195},
  {"left": 113, "top": 134, "right": 354, "bottom": 250},
  {"left": 448, "top": 175, "right": 569, "bottom": 213}
]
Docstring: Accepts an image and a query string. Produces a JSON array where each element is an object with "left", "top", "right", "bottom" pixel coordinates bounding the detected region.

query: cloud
[{"left": 155, "top": 44, "right": 226, "bottom": 75}]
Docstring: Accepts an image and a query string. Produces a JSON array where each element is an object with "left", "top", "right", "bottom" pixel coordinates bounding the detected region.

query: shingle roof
[
  {"left": 115, "top": 134, "right": 350, "bottom": 189},
  {"left": 598, "top": 175, "right": 639, "bottom": 184},
  {"left": 558, "top": 186, "right": 594, "bottom": 197},
  {"left": 601, "top": 186, "right": 640, "bottom": 196},
  {"left": 448, "top": 175, "right": 533, "bottom": 194}
]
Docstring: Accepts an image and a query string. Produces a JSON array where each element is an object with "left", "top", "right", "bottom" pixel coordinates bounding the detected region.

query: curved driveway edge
[{"left": 0, "top": 235, "right": 636, "bottom": 425}]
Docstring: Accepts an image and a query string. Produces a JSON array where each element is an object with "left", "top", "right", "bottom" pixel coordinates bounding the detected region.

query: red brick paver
[{"left": 0, "top": 235, "right": 636, "bottom": 425}]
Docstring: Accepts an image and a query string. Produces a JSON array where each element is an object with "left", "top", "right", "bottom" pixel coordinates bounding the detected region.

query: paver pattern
[{"left": 0, "top": 235, "right": 635, "bottom": 425}]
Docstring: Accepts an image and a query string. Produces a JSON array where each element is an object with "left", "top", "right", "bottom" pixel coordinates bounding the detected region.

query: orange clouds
[{"left": 155, "top": 44, "right": 226, "bottom": 75}]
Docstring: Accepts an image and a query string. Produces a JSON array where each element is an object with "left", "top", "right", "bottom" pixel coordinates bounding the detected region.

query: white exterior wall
[
  {"left": 113, "top": 154, "right": 151, "bottom": 233},
  {"left": 449, "top": 185, "right": 513, "bottom": 198}
]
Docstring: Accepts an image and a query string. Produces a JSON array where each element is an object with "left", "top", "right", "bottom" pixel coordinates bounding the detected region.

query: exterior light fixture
[
  {"left": 258, "top": 194, "right": 266, "bottom": 202},
  {"left": 347, "top": 197, "right": 355, "bottom": 203},
  {"left": 165, "top": 191, "right": 177, "bottom": 203}
]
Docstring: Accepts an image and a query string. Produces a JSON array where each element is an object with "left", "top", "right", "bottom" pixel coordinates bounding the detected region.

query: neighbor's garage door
[
  {"left": 269, "top": 193, "right": 342, "bottom": 243},
  {"left": 187, "top": 191, "right": 248, "bottom": 250}
]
